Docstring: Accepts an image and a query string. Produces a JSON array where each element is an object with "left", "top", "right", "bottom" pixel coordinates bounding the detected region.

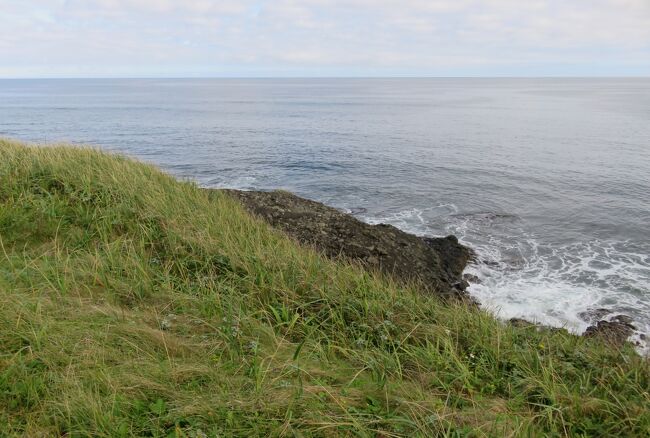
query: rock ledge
[{"left": 219, "top": 189, "right": 472, "bottom": 299}]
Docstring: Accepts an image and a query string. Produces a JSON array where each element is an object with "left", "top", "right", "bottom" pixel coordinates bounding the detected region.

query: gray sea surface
[{"left": 1, "top": 78, "right": 649, "bottom": 349}]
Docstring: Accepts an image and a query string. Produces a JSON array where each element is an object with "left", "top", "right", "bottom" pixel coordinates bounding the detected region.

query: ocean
[{"left": 1, "top": 78, "right": 649, "bottom": 348}]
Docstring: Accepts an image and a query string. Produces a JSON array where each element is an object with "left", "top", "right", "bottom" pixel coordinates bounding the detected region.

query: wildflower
[
  {"left": 160, "top": 319, "right": 172, "bottom": 330},
  {"left": 160, "top": 314, "right": 175, "bottom": 331},
  {"left": 277, "top": 380, "right": 292, "bottom": 388},
  {"left": 231, "top": 325, "right": 242, "bottom": 337}
]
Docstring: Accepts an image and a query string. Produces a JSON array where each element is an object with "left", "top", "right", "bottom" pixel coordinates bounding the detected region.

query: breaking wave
[{"left": 359, "top": 206, "right": 650, "bottom": 354}]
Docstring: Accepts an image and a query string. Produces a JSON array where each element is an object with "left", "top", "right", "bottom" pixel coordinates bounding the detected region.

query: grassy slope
[{"left": 0, "top": 139, "right": 647, "bottom": 437}]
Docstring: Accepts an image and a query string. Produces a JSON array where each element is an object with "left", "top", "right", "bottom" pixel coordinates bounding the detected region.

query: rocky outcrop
[
  {"left": 584, "top": 315, "right": 636, "bottom": 348},
  {"left": 218, "top": 189, "right": 473, "bottom": 299},
  {"left": 509, "top": 313, "right": 638, "bottom": 349}
]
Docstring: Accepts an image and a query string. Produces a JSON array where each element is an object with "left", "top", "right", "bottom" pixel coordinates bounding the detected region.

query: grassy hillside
[{"left": 0, "top": 139, "right": 648, "bottom": 437}]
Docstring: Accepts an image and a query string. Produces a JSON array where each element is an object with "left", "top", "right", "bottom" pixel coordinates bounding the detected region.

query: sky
[{"left": 1, "top": 0, "right": 649, "bottom": 78}]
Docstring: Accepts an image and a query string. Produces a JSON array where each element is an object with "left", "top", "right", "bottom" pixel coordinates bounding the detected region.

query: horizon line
[{"left": 1, "top": 75, "right": 649, "bottom": 80}]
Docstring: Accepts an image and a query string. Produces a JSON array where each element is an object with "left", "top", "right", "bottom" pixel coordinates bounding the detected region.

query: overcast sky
[{"left": 1, "top": 0, "right": 649, "bottom": 77}]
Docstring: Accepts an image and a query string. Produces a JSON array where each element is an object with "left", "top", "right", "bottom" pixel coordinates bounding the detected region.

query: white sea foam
[
  {"left": 362, "top": 203, "right": 459, "bottom": 236},
  {"left": 207, "top": 176, "right": 258, "bottom": 190},
  {"left": 363, "top": 206, "right": 650, "bottom": 355}
]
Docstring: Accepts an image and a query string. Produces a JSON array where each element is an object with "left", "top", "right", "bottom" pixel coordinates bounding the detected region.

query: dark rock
[
  {"left": 422, "top": 235, "right": 473, "bottom": 281},
  {"left": 612, "top": 315, "right": 634, "bottom": 325},
  {"left": 452, "top": 280, "right": 470, "bottom": 291},
  {"left": 463, "top": 273, "right": 481, "bottom": 284},
  {"left": 584, "top": 315, "right": 636, "bottom": 348},
  {"left": 509, "top": 318, "right": 535, "bottom": 328},
  {"left": 217, "top": 189, "right": 472, "bottom": 299},
  {"left": 578, "top": 307, "right": 611, "bottom": 323},
  {"left": 508, "top": 311, "right": 639, "bottom": 349}
]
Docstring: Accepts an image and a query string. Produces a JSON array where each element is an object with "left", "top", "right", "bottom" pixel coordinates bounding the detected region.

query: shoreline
[{"left": 217, "top": 188, "right": 641, "bottom": 350}]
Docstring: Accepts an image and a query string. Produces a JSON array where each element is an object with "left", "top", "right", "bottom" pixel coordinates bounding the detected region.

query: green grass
[{"left": 0, "top": 139, "right": 648, "bottom": 437}]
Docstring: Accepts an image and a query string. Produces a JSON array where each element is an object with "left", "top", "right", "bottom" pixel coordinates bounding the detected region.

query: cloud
[{"left": 0, "top": 0, "right": 648, "bottom": 76}]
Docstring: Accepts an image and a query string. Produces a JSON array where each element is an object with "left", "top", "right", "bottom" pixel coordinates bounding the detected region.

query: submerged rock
[{"left": 218, "top": 189, "right": 473, "bottom": 299}]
